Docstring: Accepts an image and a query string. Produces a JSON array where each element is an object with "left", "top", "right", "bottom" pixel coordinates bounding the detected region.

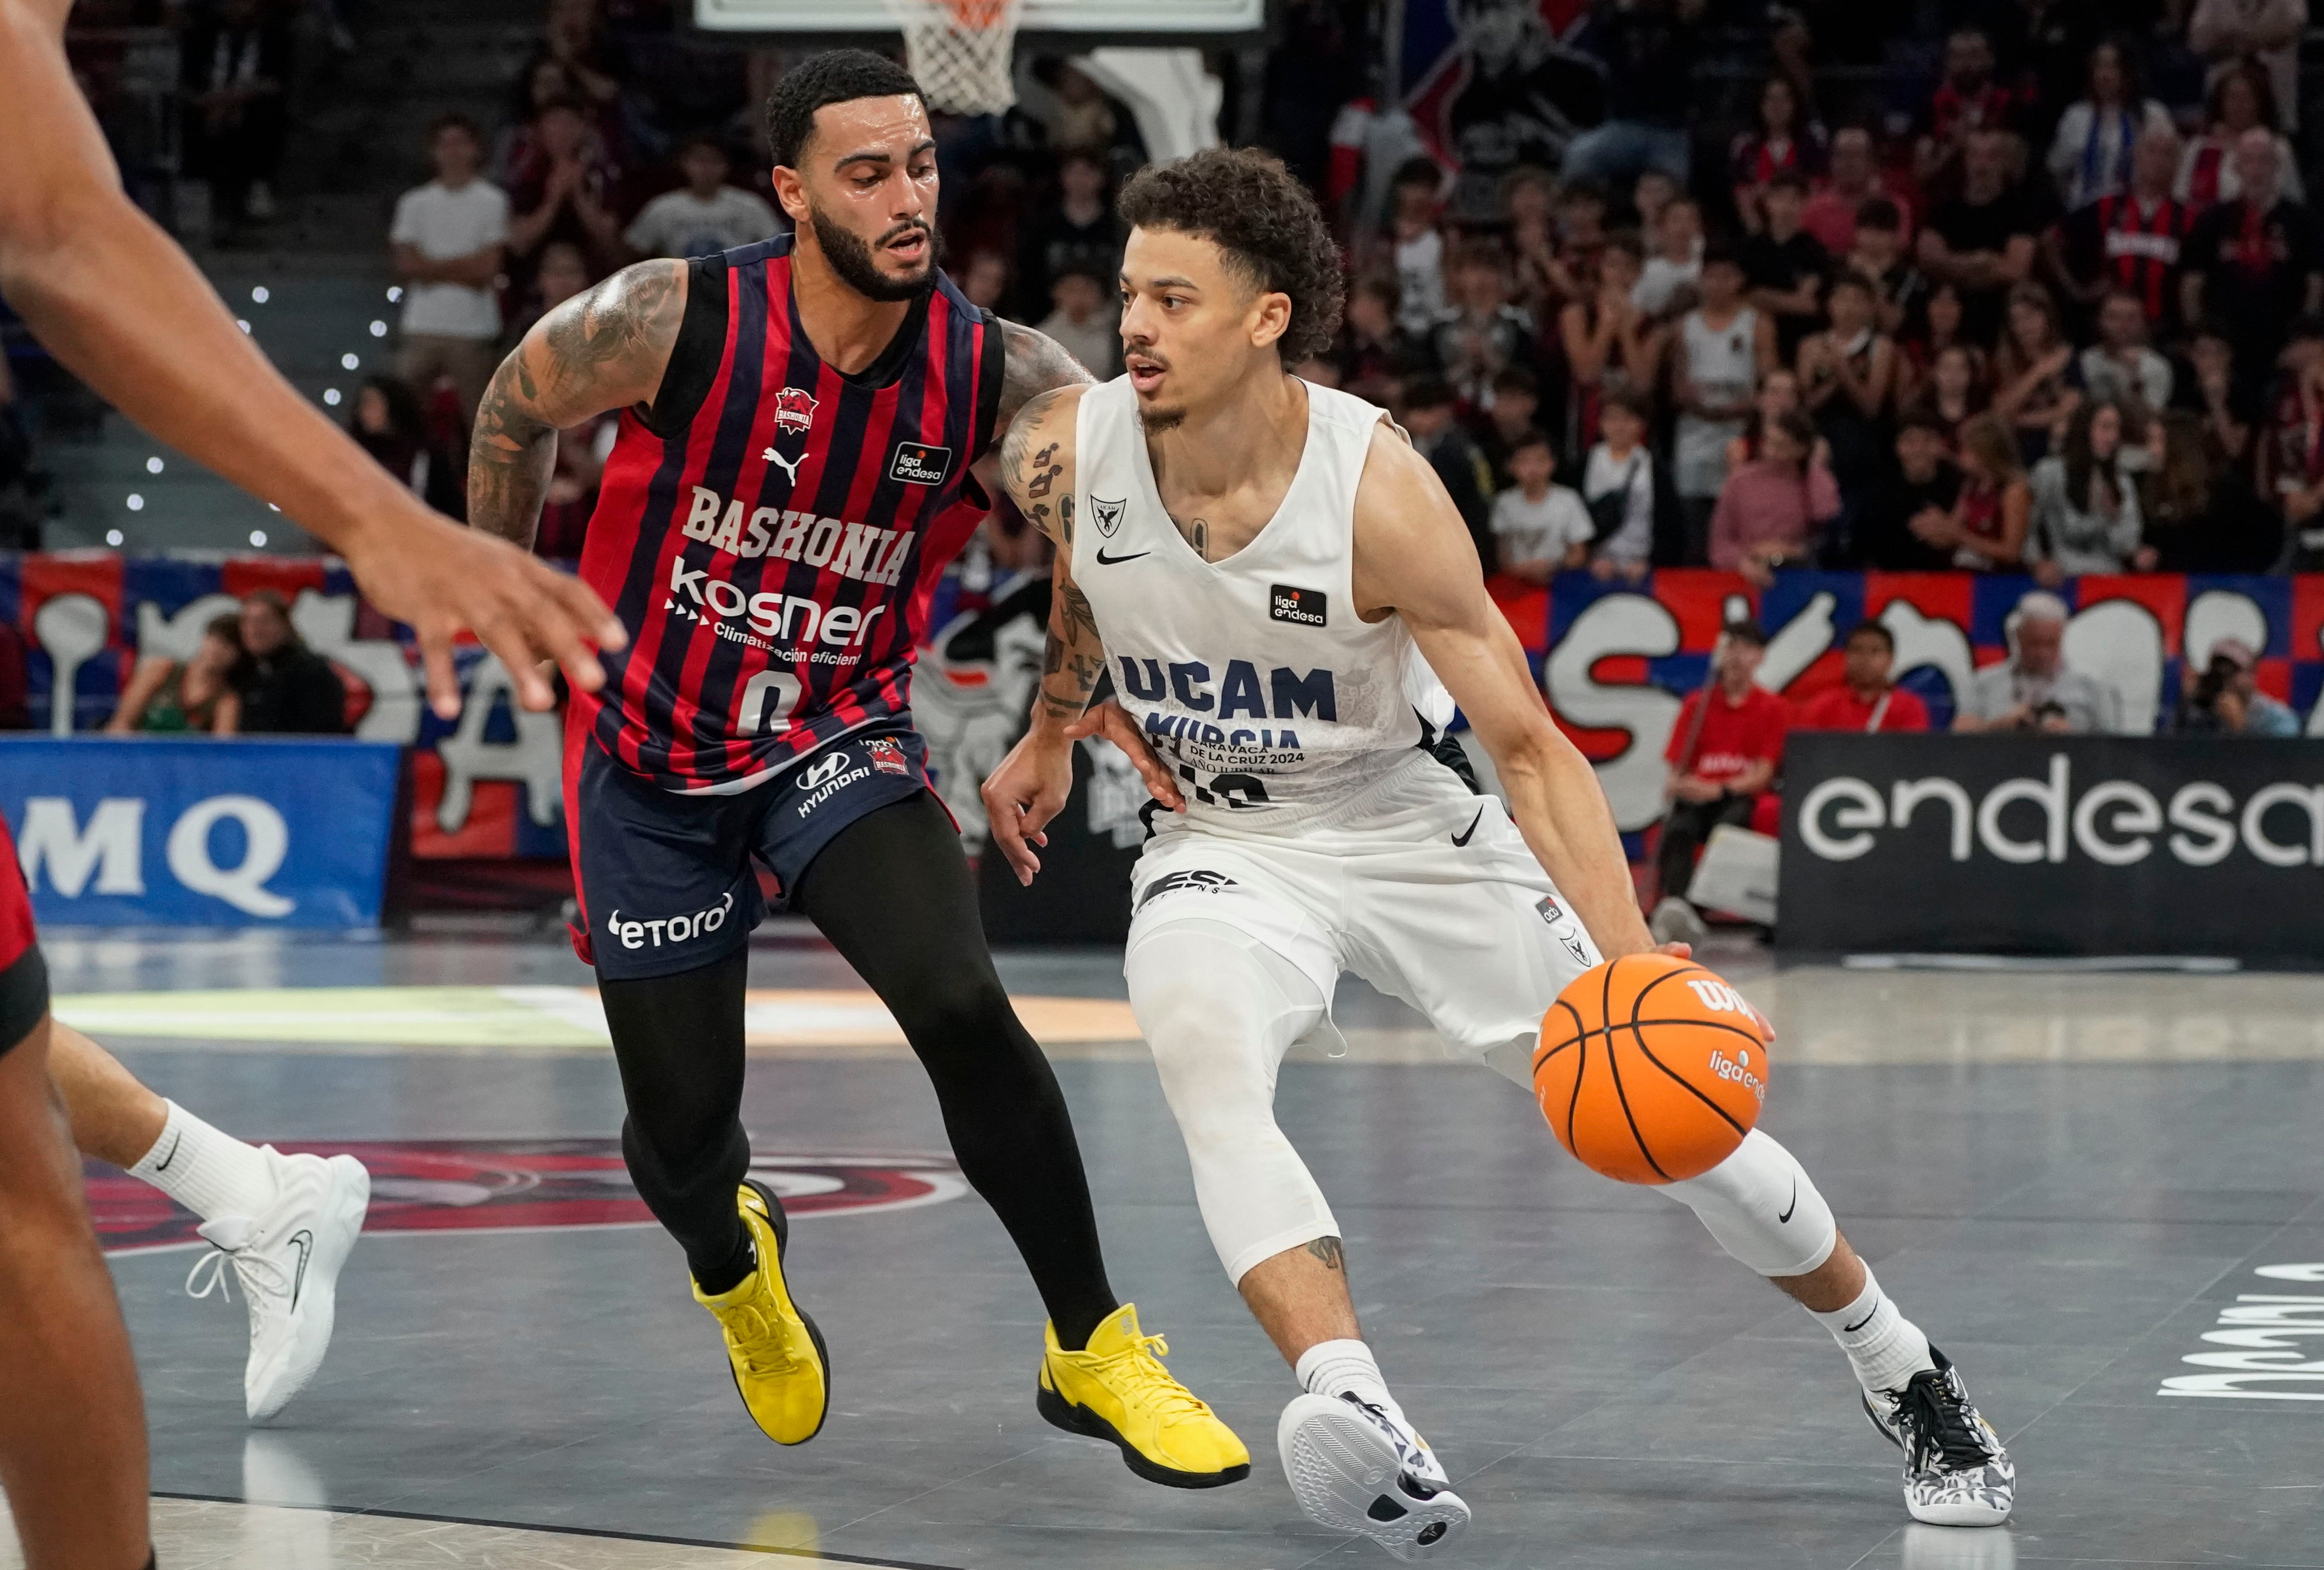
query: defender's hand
[
  {"left": 344, "top": 511, "right": 625, "bottom": 720},
  {"left": 981, "top": 730, "right": 1078, "bottom": 887},
  {"left": 1064, "top": 700, "right": 1185, "bottom": 813}
]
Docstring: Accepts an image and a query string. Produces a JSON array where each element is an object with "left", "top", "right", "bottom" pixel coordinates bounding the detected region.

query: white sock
[
  {"left": 1811, "top": 1268, "right": 1936, "bottom": 1395},
  {"left": 1294, "top": 1339, "right": 1410, "bottom": 1429},
  {"left": 125, "top": 1101, "right": 278, "bottom": 1223}
]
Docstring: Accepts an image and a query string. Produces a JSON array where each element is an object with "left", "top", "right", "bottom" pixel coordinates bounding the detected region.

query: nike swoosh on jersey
[
  {"left": 1094, "top": 546, "right": 1150, "bottom": 565},
  {"left": 1451, "top": 808, "right": 1484, "bottom": 847},
  {"left": 1778, "top": 1179, "right": 1798, "bottom": 1224}
]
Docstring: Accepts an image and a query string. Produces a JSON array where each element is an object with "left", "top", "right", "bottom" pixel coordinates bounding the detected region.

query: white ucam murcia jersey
[{"left": 1070, "top": 375, "right": 1455, "bottom": 831}]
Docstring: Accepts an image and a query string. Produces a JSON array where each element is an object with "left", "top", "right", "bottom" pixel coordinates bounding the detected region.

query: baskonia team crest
[
  {"left": 866, "top": 738, "right": 909, "bottom": 776},
  {"left": 86, "top": 1140, "right": 964, "bottom": 1252},
  {"left": 774, "top": 385, "right": 819, "bottom": 434}
]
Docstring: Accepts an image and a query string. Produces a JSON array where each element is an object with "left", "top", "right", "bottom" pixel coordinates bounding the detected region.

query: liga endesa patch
[{"left": 87, "top": 1140, "right": 965, "bottom": 1252}]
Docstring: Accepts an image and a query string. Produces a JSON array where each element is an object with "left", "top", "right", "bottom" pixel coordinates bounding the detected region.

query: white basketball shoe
[
  {"left": 1278, "top": 1392, "right": 1471, "bottom": 1559},
  {"left": 1862, "top": 1348, "right": 2016, "bottom": 1526},
  {"left": 185, "top": 1149, "right": 371, "bottom": 1421}
]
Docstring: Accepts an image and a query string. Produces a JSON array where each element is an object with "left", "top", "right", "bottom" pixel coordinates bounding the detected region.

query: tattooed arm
[
  {"left": 979, "top": 383, "right": 1183, "bottom": 884},
  {"left": 469, "top": 258, "right": 687, "bottom": 547}
]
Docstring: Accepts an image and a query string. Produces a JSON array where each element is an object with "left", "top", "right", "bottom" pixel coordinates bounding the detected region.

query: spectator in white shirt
[
  {"left": 624, "top": 135, "right": 783, "bottom": 261},
  {"left": 1634, "top": 196, "right": 1704, "bottom": 318},
  {"left": 1581, "top": 390, "right": 1666, "bottom": 580},
  {"left": 2077, "top": 290, "right": 2173, "bottom": 412},
  {"left": 1956, "top": 590, "right": 2127, "bottom": 733},
  {"left": 1492, "top": 435, "right": 1594, "bottom": 583},
  {"left": 1035, "top": 266, "right": 1121, "bottom": 378},
  {"left": 2046, "top": 40, "right": 2176, "bottom": 212},
  {"left": 390, "top": 115, "right": 510, "bottom": 428}
]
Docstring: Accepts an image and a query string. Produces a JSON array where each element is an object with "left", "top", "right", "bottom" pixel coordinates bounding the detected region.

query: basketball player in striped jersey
[
  {"left": 4, "top": 0, "right": 628, "bottom": 1560},
  {"left": 462, "top": 51, "right": 1246, "bottom": 1486},
  {"left": 982, "top": 149, "right": 2015, "bottom": 1556}
]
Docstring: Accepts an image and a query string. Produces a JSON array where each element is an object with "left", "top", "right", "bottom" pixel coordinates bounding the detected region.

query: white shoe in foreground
[
  {"left": 186, "top": 1150, "right": 370, "bottom": 1421},
  {"left": 1278, "top": 1392, "right": 1470, "bottom": 1560},
  {"left": 1862, "top": 1347, "right": 2015, "bottom": 1526}
]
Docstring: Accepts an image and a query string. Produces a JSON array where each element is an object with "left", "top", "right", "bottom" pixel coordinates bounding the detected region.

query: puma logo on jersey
[
  {"left": 1270, "top": 585, "right": 1327, "bottom": 627},
  {"left": 763, "top": 447, "right": 804, "bottom": 484}
]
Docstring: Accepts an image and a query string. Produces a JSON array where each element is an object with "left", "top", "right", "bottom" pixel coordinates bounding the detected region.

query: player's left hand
[
  {"left": 1064, "top": 701, "right": 1185, "bottom": 814},
  {"left": 1652, "top": 941, "right": 1692, "bottom": 961}
]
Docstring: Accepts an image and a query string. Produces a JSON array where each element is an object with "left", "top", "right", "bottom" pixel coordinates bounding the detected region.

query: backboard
[{"left": 693, "top": 0, "right": 1265, "bottom": 40}]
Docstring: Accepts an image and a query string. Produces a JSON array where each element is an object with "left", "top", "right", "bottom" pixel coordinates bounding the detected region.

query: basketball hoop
[{"left": 885, "top": 0, "right": 1023, "bottom": 116}]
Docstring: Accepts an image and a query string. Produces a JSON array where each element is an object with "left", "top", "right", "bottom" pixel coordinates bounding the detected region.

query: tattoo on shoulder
[
  {"left": 997, "top": 383, "right": 1081, "bottom": 546},
  {"left": 1307, "top": 1236, "right": 1345, "bottom": 1271},
  {"left": 543, "top": 259, "right": 685, "bottom": 379},
  {"left": 997, "top": 320, "right": 1096, "bottom": 426}
]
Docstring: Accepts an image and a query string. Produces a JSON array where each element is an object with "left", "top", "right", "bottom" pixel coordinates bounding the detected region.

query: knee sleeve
[
  {"left": 1124, "top": 920, "right": 1335, "bottom": 1284},
  {"left": 1658, "top": 1129, "right": 1837, "bottom": 1278}
]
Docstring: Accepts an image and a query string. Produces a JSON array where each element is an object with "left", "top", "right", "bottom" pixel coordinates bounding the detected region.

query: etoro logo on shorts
[
  {"left": 608, "top": 891, "right": 734, "bottom": 951},
  {"left": 1134, "top": 869, "right": 1238, "bottom": 912}
]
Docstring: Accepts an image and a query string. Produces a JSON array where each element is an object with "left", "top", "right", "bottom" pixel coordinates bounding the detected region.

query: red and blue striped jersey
[{"left": 574, "top": 234, "right": 1003, "bottom": 793}]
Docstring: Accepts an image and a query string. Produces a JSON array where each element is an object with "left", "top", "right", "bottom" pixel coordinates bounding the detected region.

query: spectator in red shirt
[
  {"left": 1792, "top": 621, "right": 1934, "bottom": 734},
  {"left": 1651, "top": 618, "right": 1789, "bottom": 943}
]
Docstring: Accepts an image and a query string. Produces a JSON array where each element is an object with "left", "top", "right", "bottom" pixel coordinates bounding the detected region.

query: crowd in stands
[
  {"left": 102, "top": 589, "right": 355, "bottom": 737},
  {"left": 1323, "top": 7, "right": 2324, "bottom": 594}
]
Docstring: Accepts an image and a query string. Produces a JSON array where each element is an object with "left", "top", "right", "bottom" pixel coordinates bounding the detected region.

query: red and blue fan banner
[
  {"left": 1530, "top": 568, "right": 2321, "bottom": 835},
  {"left": 0, "top": 551, "right": 562, "bottom": 861}
]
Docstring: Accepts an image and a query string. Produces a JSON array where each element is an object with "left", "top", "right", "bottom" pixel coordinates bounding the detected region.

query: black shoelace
[{"left": 1896, "top": 1371, "right": 1993, "bottom": 1475}]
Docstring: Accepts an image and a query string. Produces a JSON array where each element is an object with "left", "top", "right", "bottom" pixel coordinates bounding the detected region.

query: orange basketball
[{"left": 1534, "top": 953, "right": 1771, "bottom": 1184}]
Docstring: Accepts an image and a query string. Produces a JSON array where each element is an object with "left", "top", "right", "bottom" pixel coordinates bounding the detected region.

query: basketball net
[{"left": 885, "top": 0, "right": 1023, "bottom": 116}]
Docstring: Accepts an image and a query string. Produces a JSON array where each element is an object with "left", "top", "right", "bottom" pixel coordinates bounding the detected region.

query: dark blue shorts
[{"left": 565, "top": 722, "right": 936, "bottom": 981}]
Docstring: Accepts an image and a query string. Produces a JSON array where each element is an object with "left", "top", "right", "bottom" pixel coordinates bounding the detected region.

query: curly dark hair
[
  {"left": 765, "top": 49, "right": 922, "bottom": 170},
  {"left": 1117, "top": 147, "right": 1346, "bottom": 364}
]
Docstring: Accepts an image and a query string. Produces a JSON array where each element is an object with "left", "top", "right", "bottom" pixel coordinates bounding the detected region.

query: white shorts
[{"left": 1124, "top": 752, "right": 1604, "bottom": 1084}]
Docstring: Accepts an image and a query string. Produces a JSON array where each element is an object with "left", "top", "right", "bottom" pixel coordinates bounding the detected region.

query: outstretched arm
[
  {"left": 0, "top": 0, "right": 620, "bottom": 717},
  {"left": 1351, "top": 423, "right": 1659, "bottom": 961},
  {"left": 469, "top": 259, "right": 686, "bottom": 548}
]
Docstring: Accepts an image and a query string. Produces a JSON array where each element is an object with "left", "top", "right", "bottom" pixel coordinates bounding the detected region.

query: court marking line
[{"left": 148, "top": 1491, "right": 967, "bottom": 1569}]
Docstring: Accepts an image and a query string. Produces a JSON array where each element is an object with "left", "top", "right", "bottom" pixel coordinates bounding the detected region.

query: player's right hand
[
  {"left": 342, "top": 512, "right": 625, "bottom": 720},
  {"left": 980, "top": 728, "right": 1077, "bottom": 887}
]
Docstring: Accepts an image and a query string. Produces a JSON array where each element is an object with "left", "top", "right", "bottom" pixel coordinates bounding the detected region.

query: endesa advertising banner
[
  {"left": 1777, "top": 735, "right": 2324, "bottom": 959},
  {"left": 1, "top": 736, "right": 402, "bottom": 928}
]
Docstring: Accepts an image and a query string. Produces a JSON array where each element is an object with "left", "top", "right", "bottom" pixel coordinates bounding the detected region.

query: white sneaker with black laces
[
  {"left": 1278, "top": 1392, "right": 1471, "bottom": 1560},
  {"left": 185, "top": 1150, "right": 370, "bottom": 1421},
  {"left": 1862, "top": 1347, "right": 2015, "bottom": 1526}
]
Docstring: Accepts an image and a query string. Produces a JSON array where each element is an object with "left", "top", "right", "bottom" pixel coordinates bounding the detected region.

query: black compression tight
[{"left": 596, "top": 792, "right": 1121, "bottom": 1349}]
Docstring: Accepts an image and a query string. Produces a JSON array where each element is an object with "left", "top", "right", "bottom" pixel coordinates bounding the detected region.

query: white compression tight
[
  {"left": 1127, "top": 919, "right": 1840, "bottom": 1286},
  {"left": 1125, "top": 920, "right": 1336, "bottom": 1284}
]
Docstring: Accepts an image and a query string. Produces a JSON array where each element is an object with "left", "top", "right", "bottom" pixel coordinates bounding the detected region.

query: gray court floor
[{"left": 9, "top": 925, "right": 2324, "bottom": 1569}]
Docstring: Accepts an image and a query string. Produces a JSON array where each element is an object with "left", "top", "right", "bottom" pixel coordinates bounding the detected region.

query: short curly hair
[{"left": 1117, "top": 148, "right": 1346, "bottom": 364}]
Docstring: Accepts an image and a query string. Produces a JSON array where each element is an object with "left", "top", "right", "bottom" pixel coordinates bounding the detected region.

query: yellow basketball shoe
[
  {"left": 1037, "top": 1304, "right": 1250, "bottom": 1488},
  {"left": 691, "top": 1179, "right": 830, "bottom": 1445}
]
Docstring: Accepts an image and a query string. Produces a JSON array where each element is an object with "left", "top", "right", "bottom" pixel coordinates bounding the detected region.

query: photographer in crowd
[
  {"left": 2174, "top": 636, "right": 2300, "bottom": 735},
  {"left": 1955, "top": 590, "right": 2125, "bottom": 734}
]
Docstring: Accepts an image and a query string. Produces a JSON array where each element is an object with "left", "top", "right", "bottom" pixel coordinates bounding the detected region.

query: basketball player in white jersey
[{"left": 981, "top": 149, "right": 2014, "bottom": 1557}]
